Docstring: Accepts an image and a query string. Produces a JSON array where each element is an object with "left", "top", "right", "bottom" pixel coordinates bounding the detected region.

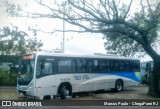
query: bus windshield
[{"left": 18, "top": 60, "right": 35, "bottom": 85}]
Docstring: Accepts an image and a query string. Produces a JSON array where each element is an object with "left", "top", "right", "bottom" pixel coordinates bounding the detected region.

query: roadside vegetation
[
  {"left": 0, "top": 70, "right": 17, "bottom": 86},
  {"left": 141, "top": 74, "right": 149, "bottom": 85}
]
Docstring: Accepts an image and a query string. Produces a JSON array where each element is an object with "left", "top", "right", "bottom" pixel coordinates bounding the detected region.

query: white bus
[{"left": 17, "top": 52, "right": 141, "bottom": 99}]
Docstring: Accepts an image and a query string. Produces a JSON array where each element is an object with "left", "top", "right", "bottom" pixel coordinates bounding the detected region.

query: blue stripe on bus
[{"left": 99, "top": 72, "right": 141, "bottom": 83}]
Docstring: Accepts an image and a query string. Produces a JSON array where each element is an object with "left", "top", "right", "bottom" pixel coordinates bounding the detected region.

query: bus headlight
[{"left": 28, "top": 83, "right": 33, "bottom": 89}]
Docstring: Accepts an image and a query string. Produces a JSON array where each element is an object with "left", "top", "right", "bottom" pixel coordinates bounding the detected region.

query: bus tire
[
  {"left": 60, "top": 85, "right": 70, "bottom": 99},
  {"left": 115, "top": 80, "right": 123, "bottom": 92}
]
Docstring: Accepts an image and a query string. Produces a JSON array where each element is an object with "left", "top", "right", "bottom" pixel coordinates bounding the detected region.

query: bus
[
  {"left": 141, "top": 61, "right": 153, "bottom": 82},
  {"left": 17, "top": 52, "right": 141, "bottom": 99}
]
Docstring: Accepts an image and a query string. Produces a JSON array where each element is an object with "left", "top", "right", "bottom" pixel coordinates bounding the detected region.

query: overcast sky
[
  {"left": 0, "top": 0, "right": 107, "bottom": 54},
  {"left": 0, "top": 0, "right": 155, "bottom": 61}
]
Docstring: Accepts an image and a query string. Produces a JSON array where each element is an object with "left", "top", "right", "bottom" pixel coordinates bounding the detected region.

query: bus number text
[{"left": 74, "top": 75, "right": 89, "bottom": 80}]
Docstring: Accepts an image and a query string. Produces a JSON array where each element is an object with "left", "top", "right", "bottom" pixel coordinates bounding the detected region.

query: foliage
[
  {"left": 0, "top": 26, "right": 43, "bottom": 55},
  {"left": 0, "top": 71, "right": 17, "bottom": 86},
  {"left": 141, "top": 74, "right": 149, "bottom": 84},
  {"left": 3, "top": 0, "right": 160, "bottom": 57},
  {"left": 0, "top": 55, "right": 20, "bottom": 65},
  {"left": 26, "top": 36, "right": 43, "bottom": 53},
  {"left": 3, "top": 0, "right": 160, "bottom": 97},
  {"left": 104, "top": 33, "right": 144, "bottom": 57}
]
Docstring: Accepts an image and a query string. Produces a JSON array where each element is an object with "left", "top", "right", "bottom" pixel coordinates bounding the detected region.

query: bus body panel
[
  {"left": 17, "top": 52, "right": 141, "bottom": 99},
  {"left": 35, "top": 75, "right": 57, "bottom": 97},
  {"left": 33, "top": 72, "right": 140, "bottom": 98}
]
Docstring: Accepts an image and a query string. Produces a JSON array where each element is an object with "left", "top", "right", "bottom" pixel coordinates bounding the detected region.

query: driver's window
[
  {"left": 36, "top": 60, "right": 53, "bottom": 77},
  {"left": 41, "top": 62, "right": 52, "bottom": 74}
]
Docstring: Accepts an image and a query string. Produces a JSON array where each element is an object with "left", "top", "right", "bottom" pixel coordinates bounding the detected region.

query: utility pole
[
  {"left": 62, "top": 2, "right": 66, "bottom": 53},
  {"left": 62, "top": 14, "right": 65, "bottom": 53}
]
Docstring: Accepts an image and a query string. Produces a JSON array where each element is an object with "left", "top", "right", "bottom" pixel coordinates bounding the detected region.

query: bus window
[
  {"left": 114, "top": 60, "right": 119, "bottom": 72},
  {"left": 97, "top": 60, "right": 111, "bottom": 72},
  {"left": 109, "top": 60, "right": 114, "bottom": 72},
  {"left": 36, "top": 61, "right": 53, "bottom": 77},
  {"left": 98, "top": 60, "right": 105, "bottom": 72},
  {"left": 124, "top": 61, "right": 129, "bottom": 72},
  {"left": 119, "top": 61, "right": 125, "bottom": 72},
  {"left": 85, "top": 59, "right": 93, "bottom": 73},
  {"left": 133, "top": 60, "right": 140, "bottom": 72},
  {"left": 76, "top": 59, "right": 86, "bottom": 73},
  {"left": 92, "top": 59, "right": 98, "bottom": 72},
  {"left": 58, "top": 58, "right": 75, "bottom": 73},
  {"left": 41, "top": 62, "right": 52, "bottom": 74}
]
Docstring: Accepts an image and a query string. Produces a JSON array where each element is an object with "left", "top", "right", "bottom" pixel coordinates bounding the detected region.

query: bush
[
  {"left": 141, "top": 74, "right": 149, "bottom": 84},
  {"left": 0, "top": 70, "right": 17, "bottom": 86}
]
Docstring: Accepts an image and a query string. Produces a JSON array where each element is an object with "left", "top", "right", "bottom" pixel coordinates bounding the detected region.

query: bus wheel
[
  {"left": 115, "top": 80, "right": 123, "bottom": 92},
  {"left": 60, "top": 85, "right": 70, "bottom": 99}
]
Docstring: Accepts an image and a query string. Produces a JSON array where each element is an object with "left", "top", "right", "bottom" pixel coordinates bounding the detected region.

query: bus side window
[
  {"left": 85, "top": 60, "right": 93, "bottom": 73},
  {"left": 58, "top": 58, "right": 75, "bottom": 73},
  {"left": 114, "top": 60, "right": 119, "bottom": 72},
  {"left": 109, "top": 60, "right": 114, "bottom": 72},
  {"left": 36, "top": 61, "right": 53, "bottom": 78},
  {"left": 97, "top": 60, "right": 102, "bottom": 72},
  {"left": 131, "top": 60, "right": 139, "bottom": 72},
  {"left": 53, "top": 60, "right": 58, "bottom": 73},
  {"left": 47, "top": 62, "right": 53, "bottom": 74},
  {"left": 76, "top": 59, "right": 86, "bottom": 73},
  {"left": 97, "top": 60, "right": 108, "bottom": 72},
  {"left": 124, "top": 61, "right": 129, "bottom": 72},
  {"left": 41, "top": 62, "right": 53, "bottom": 75},
  {"left": 103, "top": 60, "right": 108, "bottom": 72},
  {"left": 92, "top": 59, "right": 98, "bottom": 72},
  {"left": 119, "top": 61, "right": 124, "bottom": 72}
]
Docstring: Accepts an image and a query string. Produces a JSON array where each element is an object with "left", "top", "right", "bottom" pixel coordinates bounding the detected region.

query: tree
[
  {"left": 103, "top": 3, "right": 160, "bottom": 57},
  {"left": 3, "top": 0, "right": 160, "bottom": 97},
  {"left": 104, "top": 33, "right": 144, "bottom": 57},
  {"left": 0, "top": 26, "right": 43, "bottom": 55}
]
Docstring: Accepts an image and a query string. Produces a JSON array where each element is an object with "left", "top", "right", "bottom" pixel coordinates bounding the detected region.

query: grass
[{"left": 0, "top": 92, "right": 19, "bottom": 100}]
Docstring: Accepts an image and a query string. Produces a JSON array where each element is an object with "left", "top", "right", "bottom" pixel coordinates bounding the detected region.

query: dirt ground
[
  {"left": 0, "top": 85, "right": 160, "bottom": 100},
  {"left": 72, "top": 85, "right": 160, "bottom": 100}
]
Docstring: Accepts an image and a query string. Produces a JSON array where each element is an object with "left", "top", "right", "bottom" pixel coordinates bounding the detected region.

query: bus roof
[{"left": 27, "top": 52, "right": 140, "bottom": 61}]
